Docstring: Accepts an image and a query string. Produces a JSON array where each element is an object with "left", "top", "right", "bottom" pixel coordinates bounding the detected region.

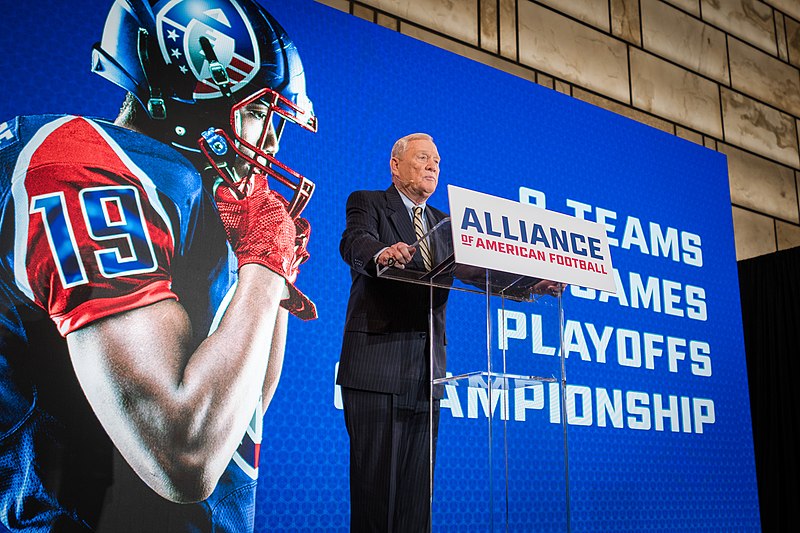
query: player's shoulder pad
[{"left": 0, "top": 117, "right": 19, "bottom": 150}]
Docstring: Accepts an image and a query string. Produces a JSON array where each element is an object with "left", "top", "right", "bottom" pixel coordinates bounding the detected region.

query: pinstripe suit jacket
[{"left": 337, "top": 185, "right": 452, "bottom": 397}]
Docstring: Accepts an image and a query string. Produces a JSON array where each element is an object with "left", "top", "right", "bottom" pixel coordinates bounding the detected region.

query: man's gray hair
[{"left": 391, "top": 133, "right": 434, "bottom": 160}]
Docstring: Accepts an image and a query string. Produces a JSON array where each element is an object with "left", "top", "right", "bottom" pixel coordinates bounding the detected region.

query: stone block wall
[{"left": 316, "top": 0, "right": 800, "bottom": 260}]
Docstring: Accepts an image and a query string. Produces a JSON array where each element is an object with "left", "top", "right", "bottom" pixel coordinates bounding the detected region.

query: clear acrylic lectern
[{"left": 377, "top": 218, "right": 572, "bottom": 532}]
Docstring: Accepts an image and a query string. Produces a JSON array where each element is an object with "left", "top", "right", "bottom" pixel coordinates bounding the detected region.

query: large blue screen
[{"left": 0, "top": 0, "right": 760, "bottom": 531}]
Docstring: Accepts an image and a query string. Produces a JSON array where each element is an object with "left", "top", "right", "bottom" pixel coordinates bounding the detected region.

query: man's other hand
[{"left": 532, "top": 279, "right": 568, "bottom": 297}]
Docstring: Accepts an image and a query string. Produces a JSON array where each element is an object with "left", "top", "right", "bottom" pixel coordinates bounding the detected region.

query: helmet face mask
[
  {"left": 92, "top": 0, "right": 317, "bottom": 216},
  {"left": 200, "top": 87, "right": 317, "bottom": 216}
]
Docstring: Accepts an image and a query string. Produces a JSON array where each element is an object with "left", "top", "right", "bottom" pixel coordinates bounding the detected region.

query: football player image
[{"left": 0, "top": 0, "right": 316, "bottom": 531}]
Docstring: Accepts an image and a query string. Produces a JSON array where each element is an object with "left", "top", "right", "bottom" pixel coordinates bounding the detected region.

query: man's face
[
  {"left": 233, "top": 99, "right": 280, "bottom": 179},
  {"left": 391, "top": 138, "right": 441, "bottom": 204}
]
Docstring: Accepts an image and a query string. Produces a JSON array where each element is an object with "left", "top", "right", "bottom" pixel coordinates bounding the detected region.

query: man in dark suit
[
  {"left": 337, "top": 133, "right": 448, "bottom": 532},
  {"left": 337, "top": 133, "right": 565, "bottom": 532}
]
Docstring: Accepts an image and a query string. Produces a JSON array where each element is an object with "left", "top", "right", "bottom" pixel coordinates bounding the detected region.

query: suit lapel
[{"left": 385, "top": 185, "right": 417, "bottom": 246}]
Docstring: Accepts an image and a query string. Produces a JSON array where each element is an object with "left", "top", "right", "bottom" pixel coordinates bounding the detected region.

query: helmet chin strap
[
  {"left": 199, "top": 37, "right": 233, "bottom": 98},
  {"left": 190, "top": 36, "right": 239, "bottom": 187},
  {"left": 136, "top": 28, "right": 166, "bottom": 120}
]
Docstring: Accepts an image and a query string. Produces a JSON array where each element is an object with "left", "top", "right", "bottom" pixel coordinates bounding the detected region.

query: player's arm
[
  {"left": 67, "top": 264, "right": 284, "bottom": 503},
  {"left": 63, "top": 174, "right": 298, "bottom": 503},
  {"left": 262, "top": 307, "right": 288, "bottom": 412}
]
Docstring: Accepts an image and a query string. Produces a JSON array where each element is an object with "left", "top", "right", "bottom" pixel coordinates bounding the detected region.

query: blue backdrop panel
[{"left": 0, "top": 0, "right": 759, "bottom": 531}]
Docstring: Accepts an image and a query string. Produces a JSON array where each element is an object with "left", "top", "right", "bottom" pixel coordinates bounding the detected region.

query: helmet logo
[{"left": 156, "top": 0, "right": 260, "bottom": 99}]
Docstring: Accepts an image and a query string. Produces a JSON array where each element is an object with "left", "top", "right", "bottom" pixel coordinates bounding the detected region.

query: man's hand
[
  {"left": 377, "top": 242, "right": 416, "bottom": 269},
  {"left": 532, "top": 279, "right": 568, "bottom": 297},
  {"left": 215, "top": 173, "right": 296, "bottom": 278}
]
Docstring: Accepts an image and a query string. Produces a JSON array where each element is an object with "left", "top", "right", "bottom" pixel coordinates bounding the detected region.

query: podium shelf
[{"left": 434, "top": 370, "right": 557, "bottom": 386}]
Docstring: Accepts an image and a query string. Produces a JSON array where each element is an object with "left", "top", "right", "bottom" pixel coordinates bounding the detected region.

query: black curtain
[{"left": 738, "top": 246, "right": 800, "bottom": 532}]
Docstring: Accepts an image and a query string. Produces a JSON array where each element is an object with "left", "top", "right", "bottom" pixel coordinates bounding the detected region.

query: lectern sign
[{"left": 448, "top": 185, "right": 616, "bottom": 292}]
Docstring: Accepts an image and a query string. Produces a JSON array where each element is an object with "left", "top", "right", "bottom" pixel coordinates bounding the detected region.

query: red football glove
[
  {"left": 280, "top": 216, "right": 318, "bottom": 321},
  {"left": 292, "top": 217, "right": 311, "bottom": 269},
  {"left": 215, "top": 174, "right": 316, "bottom": 320},
  {"left": 215, "top": 173, "right": 296, "bottom": 274}
]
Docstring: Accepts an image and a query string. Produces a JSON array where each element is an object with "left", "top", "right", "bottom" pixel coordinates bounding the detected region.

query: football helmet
[{"left": 91, "top": 0, "right": 316, "bottom": 216}]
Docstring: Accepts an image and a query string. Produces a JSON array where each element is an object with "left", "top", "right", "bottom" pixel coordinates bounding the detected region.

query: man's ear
[{"left": 390, "top": 157, "right": 399, "bottom": 175}]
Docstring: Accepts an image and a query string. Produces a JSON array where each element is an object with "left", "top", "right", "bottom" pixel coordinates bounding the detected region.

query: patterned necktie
[{"left": 413, "top": 206, "right": 433, "bottom": 271}]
